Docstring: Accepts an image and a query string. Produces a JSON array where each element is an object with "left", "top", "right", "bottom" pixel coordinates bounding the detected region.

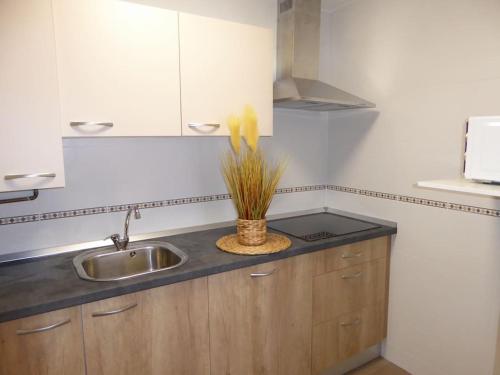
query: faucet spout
[{"left": 107, "top": 205, "right": 142, "bottom": 251}]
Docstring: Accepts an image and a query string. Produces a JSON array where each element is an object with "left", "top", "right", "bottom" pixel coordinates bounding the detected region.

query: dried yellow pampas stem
[
  {"left": 242, "top": 105, "right": 259, "bottom": 152},
  {"left": 222, "top": 105, "right": 286, "bottom": 220},
  {"left": 228, "top": 115, "right": 241, "bottom": 154}
]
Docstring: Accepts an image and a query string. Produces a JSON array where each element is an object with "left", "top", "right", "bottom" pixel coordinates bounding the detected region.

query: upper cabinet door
[
  {"left": 53, "top": 0, "right": 181, "bottom": 137},
  {"left": 179, "top": 13, "right": 273, "bottom": 136},
  {"left": 0, "top": 0, "right": 65, "bottom": 193}
]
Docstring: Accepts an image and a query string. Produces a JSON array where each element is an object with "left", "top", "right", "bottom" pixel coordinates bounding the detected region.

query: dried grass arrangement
[{"left": 221, "top": 106, "right": 286, "bottom": 221}]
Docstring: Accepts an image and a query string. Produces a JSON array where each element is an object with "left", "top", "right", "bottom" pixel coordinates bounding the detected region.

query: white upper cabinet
[
  {"left": 179, "top": 13, "right": 274, "bottom": 136},
  {"left": 0, "top": 0, "right": 65, "bottom": 193},
  {"left": 53, "top": 0, "right": 181, "bottom": 137}
]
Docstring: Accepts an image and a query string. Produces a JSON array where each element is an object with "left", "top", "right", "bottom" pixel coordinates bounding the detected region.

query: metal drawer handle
[
  {"left": 341, "top": 271, "right": 362, "bottom": 279},
  {"left": 5, "top": 173, "right": 56, "bottom": 180},
  {"left": 70, "top": 121, "right": 114, "bottom": 127},
  {"left": 16, "top": 318, "right": 70, "bottom": 335},
  {"left": 341, "top": 252, "right": 362, "bottom": 259},
  {"left": 340, "top": 318, "right": 361, "bottom": 327},
  {"left": 251, "top": 269, "right": 276, "bottom": 278},
  {"left": 91, "top": 302, "right": 138, "bottom": 317},
  {"left": 188, "top": 123, "right": 220, "bottom": 129}
]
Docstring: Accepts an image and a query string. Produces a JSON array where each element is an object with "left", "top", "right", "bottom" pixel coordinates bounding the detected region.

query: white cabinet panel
[
  {"left": 0, "top": 0, "right": 65, "bottom": 193},
  {"left": 53, "top": 0, "right": 181, "bottom": 137},
  {"left": 179, "top": 13, "right": 273, "bottom": 136}
]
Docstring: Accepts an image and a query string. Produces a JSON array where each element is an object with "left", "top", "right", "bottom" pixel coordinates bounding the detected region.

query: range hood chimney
[{"left": 274, "top": 0, "right": 375, "bottom": 111}]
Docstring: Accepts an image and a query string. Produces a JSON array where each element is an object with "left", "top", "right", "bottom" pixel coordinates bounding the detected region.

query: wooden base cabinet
[
  {"left": 208, "top": 254, "right": 314, "bottom": 375},
  {"left": 0, "top": 307, "right": 84, "bottom": 375},
  {"left": 0, "top": 236, "right": 391, "bottom": 375},
  {"left": 82, "top": 277, "right": 210, "bottom": 375},
  {"left": 311, "top": 237, "right": 391, "bottom": 375}
]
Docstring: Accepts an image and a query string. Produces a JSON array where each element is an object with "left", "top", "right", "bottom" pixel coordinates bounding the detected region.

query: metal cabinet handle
[
  {"left": 341, "top": 271, "right": 362, "bottom": 279},
  {"left": 16, "top": 318, "right": 70, "bottom": 335},
  {"left": 5, "top": 173, "right": 56, "bottom": 180},
  {"left": 340, "top": 318, "right": 361, "bottom": 327},
  {"left": 188, "top": 123, "right": 220, "bottom": 129},
  {"left": 341, "top": 252, "right": 362, "bottom": 259},
  {"left": 251, "top": 269, "right": 276, "bottom": 278},
  {"left": 91, "top": 302, "right": 138, "bottom": 317},
  {"left": 70, "top": 121, "right": 114, "bottom": 127}
]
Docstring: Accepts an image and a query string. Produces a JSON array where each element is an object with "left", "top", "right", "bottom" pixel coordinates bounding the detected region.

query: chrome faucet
[{"left": 109, "top": 205, "right": 141, "bottom": 251}]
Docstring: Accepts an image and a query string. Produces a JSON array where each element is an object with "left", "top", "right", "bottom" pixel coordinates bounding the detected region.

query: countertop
[{"left": 0, "top": 212, "right": 397, "bottom": 323}]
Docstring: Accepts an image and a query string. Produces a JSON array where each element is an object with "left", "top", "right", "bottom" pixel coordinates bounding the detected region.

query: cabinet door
[
  {"left": 53, "top": 0, "right": 181, "bottom": 137},
  {"left": 82, "top": 278, "right": 209, "bottom": 375},
  {"left": 0, "top": 0, "right": 65, "bottom": 192},
  {"left": 179, "top": 13, "right": 273, "bottom": 136},
  {"left": 0, "top": 307, "right": 85, "bottom": 375},
  {"left": 208, "top": 254, "right": 313, "bottom": 375}
]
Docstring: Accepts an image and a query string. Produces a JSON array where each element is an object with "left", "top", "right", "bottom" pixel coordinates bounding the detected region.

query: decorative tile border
[
  {"left": 0, "top": 214, "right": 40, "bottom": 225},
  {"left": 0, "top": 185, "right": 325, "bottom": 226},
  {"left": 328, "top": 185, "right": 500, "bottom": 218},
  {"left": 3, "top": 183, "right": 498, "bottom": 226}
]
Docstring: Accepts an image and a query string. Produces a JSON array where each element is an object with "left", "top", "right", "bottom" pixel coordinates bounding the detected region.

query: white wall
[{"left": 322, "top": 1, "right": 500, "bottom": 374}]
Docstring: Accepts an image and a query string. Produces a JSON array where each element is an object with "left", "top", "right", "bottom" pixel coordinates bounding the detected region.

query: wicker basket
[{"left": 237, "top": 218, "right": 267, "bottom": 246}]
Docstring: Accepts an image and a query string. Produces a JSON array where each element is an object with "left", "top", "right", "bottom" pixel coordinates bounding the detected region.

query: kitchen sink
[{"left": 73, "top": 241, "right": 188, "bottom": 282}]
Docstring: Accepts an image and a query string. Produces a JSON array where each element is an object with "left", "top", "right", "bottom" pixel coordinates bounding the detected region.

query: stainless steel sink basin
[{"left": 73, "top": 241, "right": 188, "bottom": 282}]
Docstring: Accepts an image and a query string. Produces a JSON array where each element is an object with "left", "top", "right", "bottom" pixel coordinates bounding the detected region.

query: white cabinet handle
[
  {"left": 188, "top": 123, "right": 220, "bottom": 129},
  {"left": 340, "top": 318, "right": 361, "bottom": 327},
  {"left": 341, "top": 252, "right": 362, "bottom": 259},
  {"left": 341, "top": 271, "right": 362, "bottom": 279},
  {"left": 5, "top": 173, "right": 56, "bottom": 180},
  {"left": 250, "top": 269, "right": 275, "bottom": 278},
  {"left": 70, "top": 121, "right": 114, "bottom": 127},
  {"left": 91, "top": 302, "right": 138, "bottom": 317},
  {"left": 16, "top": 318, "right": 70, "bottom": 335}
]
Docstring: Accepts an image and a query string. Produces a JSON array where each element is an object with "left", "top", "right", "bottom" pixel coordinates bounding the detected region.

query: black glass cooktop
[{"left": 268, "top": 213, "right": 380, "bottom": 242}]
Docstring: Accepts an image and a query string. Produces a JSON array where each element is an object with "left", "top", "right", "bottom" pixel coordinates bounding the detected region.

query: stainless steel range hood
[{"left": 274, "top": 0, "right": 375, "bottom": 111}]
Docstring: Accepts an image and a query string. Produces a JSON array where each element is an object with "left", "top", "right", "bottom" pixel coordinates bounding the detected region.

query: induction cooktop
[{"left": 267, "top": 212, "right": 380, "bottom": 242}]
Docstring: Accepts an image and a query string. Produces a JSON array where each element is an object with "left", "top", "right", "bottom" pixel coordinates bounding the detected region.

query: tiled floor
[{"left": 347, "top": 357, "right": 411, "bottom": 375}]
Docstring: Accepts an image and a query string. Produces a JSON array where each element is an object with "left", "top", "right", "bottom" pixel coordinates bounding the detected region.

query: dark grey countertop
[{"left": 0, "top": 212, "right": 397, "bottom": 323}]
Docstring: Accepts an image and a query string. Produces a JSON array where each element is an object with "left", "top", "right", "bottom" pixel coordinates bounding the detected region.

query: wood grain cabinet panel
[
  {"left": 82, "top": 278, "right": 210, "bottom": 375},
  {"left": 0, "top": 307, "right": 85, "bottom": 375},
  {"left": 313, "top": 258, "right": 387, "bottom": 324},
  {"left": 312, "top": 303, "right": 386, "bottom": 375},
  {"left": 314, "top": 237, "right": 389, "bottom": 275},
  {"left": 208, "top": 254, "right": 313, "bottom": 375}
]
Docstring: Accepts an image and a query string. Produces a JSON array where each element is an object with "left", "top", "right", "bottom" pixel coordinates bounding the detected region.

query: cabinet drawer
[
  {"left": 313, "top": 258, "right": 387, "bottom": 324},
  {"left": 312, "top": 303, "right": 386, "bottom": 375},
  {"left": 314, "top": 236, "right": 389, "bottom": 275}
]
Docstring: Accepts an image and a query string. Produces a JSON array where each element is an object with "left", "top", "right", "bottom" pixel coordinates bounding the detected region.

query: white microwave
[{"left": 464, "top": 116, "right": 500, "bottom": 183}]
